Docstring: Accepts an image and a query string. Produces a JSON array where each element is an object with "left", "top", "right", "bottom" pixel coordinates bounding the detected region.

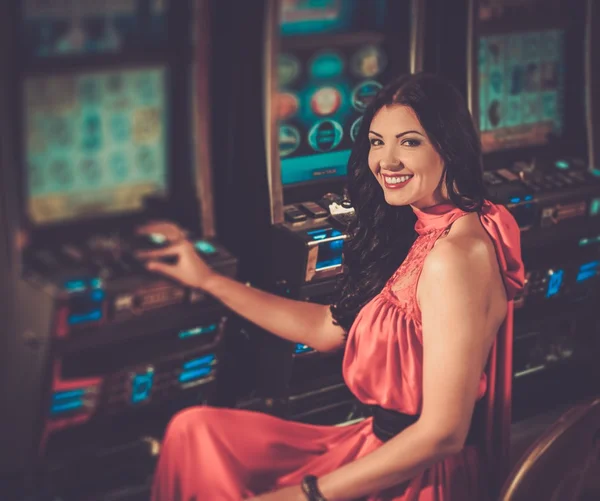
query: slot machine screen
[
  {"left": 476, "top": 1, "right": 566, "bottom": 154},
  {"left": 478, "top": 29, "right": 565, "bottom": 153},
  {"left": 24, "top": 67, "right": 169, "bottom": 225},
  {"left": 277, "top": 0, "right": 390, "bottom": 186},
  {"left": 22, "top": 0, "right": 168, "bottom": 57}
]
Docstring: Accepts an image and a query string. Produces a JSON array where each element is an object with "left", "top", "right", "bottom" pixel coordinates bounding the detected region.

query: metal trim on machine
[
  {"left": 264, "top": 0, "right": 285, "bottom": 226},
  {"left": 194, "top": 0, "right": 217, "bottom": 238},
  {"left": 466, "top": 0, "right": 479, "bottom": 129},
  {"left": 410, "top": 0, "right": 426, "bottom": 73},
  {"left": 584, "top": 0, "right": 596, "bottom": 172}
]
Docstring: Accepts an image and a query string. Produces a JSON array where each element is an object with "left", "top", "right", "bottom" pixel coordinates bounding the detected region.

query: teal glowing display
[
  {"left": 277, "top": 0, "right": 389, "bottom": 186},
  {"left": 24, "top": 67, "right": 168, "bottom": 225},
  {"left": 479, "top": 30, "right": 565, "bottom": 153}
]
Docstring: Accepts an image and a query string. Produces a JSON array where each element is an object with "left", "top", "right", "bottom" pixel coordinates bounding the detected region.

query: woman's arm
[
  {"left": 202, "top": 273, "right": 345, "bottom": 352},
  {"left": 136, "top": 222, "right": 346, "bottom": 353},
  {"left": 297, "top": 235, "right": 507, "bottom": 501}
]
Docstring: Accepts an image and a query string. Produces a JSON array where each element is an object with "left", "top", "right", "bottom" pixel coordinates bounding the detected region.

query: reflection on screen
[
  {"left": 24, "top": 67, "right": 168, "bottom": 225},
  {"left": 478, "top": 30, "right": 564, "bottom": 153},
  {"left": 277, "top": 0, "right": 388, "bottom": 186}
]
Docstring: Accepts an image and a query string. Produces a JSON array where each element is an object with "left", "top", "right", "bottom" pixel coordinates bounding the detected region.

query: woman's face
[{"left": 368, "top": 105, "right": 446, "bottom": 209}]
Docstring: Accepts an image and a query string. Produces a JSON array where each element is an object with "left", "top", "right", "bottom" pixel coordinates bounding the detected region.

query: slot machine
[
  {"left": 466, "top": 0, "right": 600, "bottom": 418},
  {"left": 212, "top": 0, "right": 423, "bottom": 425},
  {"left": 0, "top": 1, "right": 237, "bottom": 499}
]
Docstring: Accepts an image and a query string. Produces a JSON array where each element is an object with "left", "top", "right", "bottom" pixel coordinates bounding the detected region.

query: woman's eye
[
  {"left": 402, "top": 138, "right": 421, "bottom": 147},
  {"left": 369, "top": 138, "right": 383, "bottom": 146}
]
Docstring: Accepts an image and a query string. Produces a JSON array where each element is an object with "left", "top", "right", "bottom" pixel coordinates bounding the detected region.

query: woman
[{"left": 138, "top": 73, "right": 524, "bottom": 501}]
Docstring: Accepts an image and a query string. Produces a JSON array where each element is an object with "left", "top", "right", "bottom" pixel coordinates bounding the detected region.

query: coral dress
[{"left": 151, "top": 201, "right": 524, "bottom": 501}]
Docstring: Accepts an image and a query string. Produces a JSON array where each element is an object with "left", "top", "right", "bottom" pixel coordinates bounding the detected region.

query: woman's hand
[
  {"left": 247, "top": 485, "right": 306, "bottom": 501},
  {"left": 135, "top": 221, "right": 218, "bottom": 290}
]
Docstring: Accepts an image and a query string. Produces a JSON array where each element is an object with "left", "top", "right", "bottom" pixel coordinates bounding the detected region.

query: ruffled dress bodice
[{"left": 342, "top": 202, "right": 488, "bottom": 413}]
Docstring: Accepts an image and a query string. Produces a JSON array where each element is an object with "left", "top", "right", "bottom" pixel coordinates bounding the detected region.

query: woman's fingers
[{"left": 135, "top": 243, "right": 184, "bottom": 261}]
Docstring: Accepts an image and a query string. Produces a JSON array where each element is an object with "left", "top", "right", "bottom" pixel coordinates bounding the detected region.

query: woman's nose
[{"left": 380, "top": 147, "right": 401, "bottom": 171}]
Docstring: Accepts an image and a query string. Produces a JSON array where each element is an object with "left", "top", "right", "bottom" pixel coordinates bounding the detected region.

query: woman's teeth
[{"left": 384, "top": 175, "right": 413, "bottom": 184}]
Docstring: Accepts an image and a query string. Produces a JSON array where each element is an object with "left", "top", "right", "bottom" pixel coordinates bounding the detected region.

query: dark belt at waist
[{"left": 371, "top": 402, "right": 484, "bottom": 445}]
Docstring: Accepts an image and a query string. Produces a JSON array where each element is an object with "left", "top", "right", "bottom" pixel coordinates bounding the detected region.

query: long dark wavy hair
[{"left": 330, "top": 73, "right": 487, "bottom": 331}]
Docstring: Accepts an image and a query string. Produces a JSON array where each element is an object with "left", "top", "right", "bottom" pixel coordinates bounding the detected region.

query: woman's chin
[{"left": 382, "top": 189, "right": 412, "bottom": 207}]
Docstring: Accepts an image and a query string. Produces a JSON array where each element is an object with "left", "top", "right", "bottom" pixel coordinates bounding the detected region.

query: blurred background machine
[
  {"left": 0, "top": 0, "right": 599, "bottom": 499},
  {"left": 212, "top": 0, "right": 422, "bottom": 425},
  {"left": 464, "top": 0, "right": 600, "bottom": 420},
  {"left": 0, "top": 1, "right": 237, "bottom": 499}
]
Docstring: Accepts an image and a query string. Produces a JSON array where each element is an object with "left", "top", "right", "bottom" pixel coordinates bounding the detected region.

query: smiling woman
[{"left": 144, "top": 73, "right": 524, "bottom": 501}]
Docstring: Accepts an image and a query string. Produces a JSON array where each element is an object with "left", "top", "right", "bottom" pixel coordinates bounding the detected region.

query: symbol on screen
[
  {"left": 137, "top": 75, "right": 156, "bottom": 104},
  {"left": 81, "top": 113, "right": 102, "bottom": 152},
  {"left": 50, "top": 159, "right": 73, "bottom": 186},
  {"left": 107, "top": 74, "right": 124, "bottom": 94},
  {"left": 80, "top": 79, "right": 101, "bottom": 104},
  {"left": 310, "top": 51, "right": 344, "bottom": 79},
  {"left": 48, "top": 117, "right": 71, "bottom": 146},
  {"left": 351, "top": 45, "right": 387, "bottom": 78},
  {"left": 110, "top": 114, "right": 130, "bottom": 142},
  {"left": 110, "top": 151, "right": 129, "bottom": 180},
  {"left": 279, "top": 125, "right": 301, "bottom": 157},
  {"left": 311, "top": 87, "right": 341, "bottom": 116},
  {"left": 278, "top": 54, "right": 301, "bottom": 86},
  {"left": 80, "top": 158, "right": 102, "bottom": 183},
  {"left": 277, "top": 93, "right": 300, "bottom": 120},
  {"left": 136, "top": 146, "right": 156, "bottom": 174},
  {"left": 350, "top": 117, "right": 363, "bottom": 142},
  {"left": 308, "top": 120, "right": 343, "bottom": 152},
  {"left": 351, "top": 81, "right": 382, "bottom": 112}
]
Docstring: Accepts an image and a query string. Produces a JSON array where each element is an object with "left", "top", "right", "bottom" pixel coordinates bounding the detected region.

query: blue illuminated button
[
  {"left": 131, "top": 368, "right": 154, "bottom": 404},
  {"left": 68, "top": 309, "right": 103, "bottom": 325},
  {"left": 64, "top": 279, "right": 88, "bottom": 293},
  {"left": 295, "top": 343, "right": 314, "bottom": 354},
  {"left": 555, "top": 160, "right": 570, "bottom": 170},
  {"left": 310, "top": 51, "right": 344, "bottom": 79},
  {"left": 194, "top": 240, "right": 217, "bottom": 255},
  {"left": 576, "top": 261, "right": 600, "bottom": 282},
  {"left": 90, "top": 289, "right": 105, "bottom": 301},
  {"left": 51, "top": 388, "right": 87, "bottom": 415},
  {"left": 278, "top": 54, "right": 301, "bottom": 86},
  {"left": 310, "top": 87, "right": 341, "bottom": 116},
  {"left": 308, "top": 120, "right": 344, "bottom": 152},
  {"left": 546, "top": 269, "right": 564, "bottom": 298},
  {"left": 279, "top": 125, "right": 301, "bottom": 157},
  {"left": 178, "top": 323, "right": 218, "bottom": 339},
  {"left": 350, "top": 117, "right": 363, "bottom": 142},
  {"left": 351, "top": 45, "right": 387, "bottom": 78},
  {"left": 352, "top": 81, "right": 382, "bottom": 112}
]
